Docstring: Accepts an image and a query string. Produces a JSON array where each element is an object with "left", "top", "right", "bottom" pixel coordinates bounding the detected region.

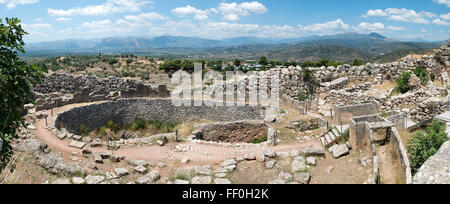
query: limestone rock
[
  {"left": 214, "top": 178, "right": 231, "bottom": 184},
  {"left": 413, "top": 141, "right": 450, "bottom": 184},
  {"left": 72, "top": 177, "right": 85, "bottom": 184},
  {"left": 115, "top": 168, "right": 129, "bottom": 177},
  {"left": 85, "top": 175, "right": 105, "bottom": 184},
  {"left": 52, "top": 178, "right": 71, "bottom": 184},
  {"left": 329, "top": 144, "right": 349, "bottom": 158},
  {"left": 293, "top": 172, "right": 311, "bottom": 184},
  {"left": 134, "top": 165, "right": 148, "bottom": 174},
  {"left": 291, "top": 157, "right": 307, "bottom": 173},
  {"left": 265, "top": 160, "right": 276, "bottom": 169},
  {"left": 191, "top": 176, "right": 212, "bottom": 184},
  {"left": 306, "top": 157, "right": 316, "bottom": 166},
  {"left": 136, "top": 170, "right": 160, "bottom": 184}
]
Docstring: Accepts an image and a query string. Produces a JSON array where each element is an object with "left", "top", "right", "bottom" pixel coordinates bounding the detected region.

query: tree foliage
[
  {"left": 396, "top": 71, "right": 412, "bottom": 94},
  {"left": 407, "top": 120, "right": 448, "bottom": 174},
  {"left": 412, "top": 67, "right": 429, "bottom": 86},
  {"left": 0, "top": 17, "right": 46, "bottom": 171},
  {"left": 259, "top": 56, "right": 268, "bottom": 66}
]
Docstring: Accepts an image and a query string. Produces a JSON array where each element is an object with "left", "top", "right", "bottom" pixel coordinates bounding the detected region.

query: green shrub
[
  {"left": 250, "top": 135, "right": 268, "bottom": 144},
  {"left": 298, "top": 93, "right": 308, "bottom": 101},
  {"left": 407, "top": 120, "right": 448, "bottom": 174},
  {"left": 396, "top": 72, "right": 412, "bottom": 94},
  {"left": 430, "top": 72, "right": 436, "bottom": 82},
  {"left": 79, "top": 124, "right": 89, "bottom": 136},
  {"left": 341, "top": 129, "right": 350, "bottom": 142},
  {"left": 131, "top": 118, "right": 147, "bottom": 131},
  {"left": 98, "top": 126, "right": 108, "bottom": 136},
  {"left": 412, "top": 67, "right": 429, "bottom": 86}
]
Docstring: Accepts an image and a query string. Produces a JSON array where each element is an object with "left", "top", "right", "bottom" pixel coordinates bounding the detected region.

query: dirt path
[
  {"left": 31, "top": 102, "right": 321, "bottom": 169},
  {"left": 377, "top": 144, "right": 399, "bottom": 184}
]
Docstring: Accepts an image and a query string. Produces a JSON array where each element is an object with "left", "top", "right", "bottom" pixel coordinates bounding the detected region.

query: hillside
[{"left": 23, "top": 32, "right": 444, "bottom": 62}]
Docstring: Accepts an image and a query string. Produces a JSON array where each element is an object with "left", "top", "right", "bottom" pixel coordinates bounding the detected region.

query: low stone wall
[
  {"left": 390, "top": 127, "right": 413, "bottom": 184},
  {"left": 319, "top": 77, "right": 348, "bottom": 92},
  {"left": 334, "top": 102, "right": 380, "bottom": 124},
  {"left": 384, "top": 111, "right": 405, "bottom": 130},
  {"left": 199, "top": 121, "right": 268, "bottom": 143},
  {"left": 280, "top": 94, "right": 305, "bottom": 114},
  {"left": 55, "top": 98, "right": 266, "bottom": 134},
  {"left": 33, "top": 73, "right": 170, "bottom": 111}
]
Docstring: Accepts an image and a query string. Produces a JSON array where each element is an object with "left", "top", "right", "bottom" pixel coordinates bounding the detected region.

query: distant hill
[{"left": 23, "top": 32, "right": 445, "bottom": 62}]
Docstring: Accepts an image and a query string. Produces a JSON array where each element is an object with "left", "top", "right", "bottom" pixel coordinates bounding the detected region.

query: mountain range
[{"left": 24, "top": 32, "right": 446, "bottom": 62}]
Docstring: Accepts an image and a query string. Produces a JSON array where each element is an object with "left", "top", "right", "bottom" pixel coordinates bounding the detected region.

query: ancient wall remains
[
  {"left": 55, "top": 98, "right": 266, "bottom": 134},
  {"left": 33, "top": 73, "right": 170, "bottom": 111},
  {"left": 334, "top": 102, "right": 380, "bottom": 124},
  {"left": 390, "top": 127, "right": 413, "bottom": 184}
]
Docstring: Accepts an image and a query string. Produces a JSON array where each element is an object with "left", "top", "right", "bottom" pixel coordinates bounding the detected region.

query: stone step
[
  {"left": 332, "top": 128, "right": 340, "bottom": 138},
  {"left": 329, "top": 132, "right": 336, "bottom": 140},
  {"left": 69, "top": 140, "right": 86, "bottom": 149},
  {"left": 320, "top": 137, "right": 326, "bottom": 147},
  {"left": 325, "top": 134, "right": 332, "bottom": 144}
]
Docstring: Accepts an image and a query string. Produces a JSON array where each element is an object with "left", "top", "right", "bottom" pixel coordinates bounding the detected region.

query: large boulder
[
  {"left": 409, "top": 74, "right": 421, "bottom": 91},
  {"left": 329, "top": 144, "right": 349, "bottom": 158},
  {"left": 413, "top": 141, "right": 450, "bottom": 184}
]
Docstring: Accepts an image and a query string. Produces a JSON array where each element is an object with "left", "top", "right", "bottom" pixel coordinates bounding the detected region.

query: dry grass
[
  {"left": 346, "top": 77, "right": 366, "bottom": 88},
  {"left": 398, "top": 129, "right": 413, "bottom": 149},
  {"left": 0, "top": 151, "right": 57, "bottom": 184},
  {"left": 374, "top": 80, "right": 397, "bottom": 91},
  {"left": 176, "top": 119, "right": 213, "bottom": 137}
]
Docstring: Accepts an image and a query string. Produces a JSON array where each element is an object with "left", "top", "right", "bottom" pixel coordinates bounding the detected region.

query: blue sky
[{"left": 0, "top": 0, "right": 449, "bottom": 42}]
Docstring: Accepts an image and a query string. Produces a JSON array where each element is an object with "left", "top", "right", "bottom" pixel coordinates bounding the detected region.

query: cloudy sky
[{"left": 0, "top": 0, "right": 449, "bottom": 42}]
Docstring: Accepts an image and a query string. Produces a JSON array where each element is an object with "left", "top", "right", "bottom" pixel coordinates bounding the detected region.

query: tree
[
  {"left": 407, "top": 120, "right": 448, "bottom": 174},
  {"left": 396, "top": 72, "right": 412, "bottom": 94},
  {"left": 259, "top": 56, "right": 268, "bottom": 66},
  {"left": 234, "top": 58, "right": 241, "bottom": 67},
  {"left": 0, "top": 17, "right": 46, "bottom": 171},
  {"left": 351, "top": 58, "right": 364, "bottom": 66},
  {"left": 412, "top": 67, "right": 429, "bottom": 86},
  {"left": 181, "top": 60, "right": 194, "bottom": 73}
]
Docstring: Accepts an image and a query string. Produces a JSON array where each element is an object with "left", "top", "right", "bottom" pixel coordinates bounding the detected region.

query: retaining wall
[
  {"left": 390, "top": 127, "right": 413, "bottom": 184},
  {"left": 55, "top": 98, "right": 266, "bottom": 134},
  {"left": 334, "top": 102, "right": 380, "bottom": 124}
]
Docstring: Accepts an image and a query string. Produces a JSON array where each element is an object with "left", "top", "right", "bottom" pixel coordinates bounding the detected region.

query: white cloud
[
  {"left": 363, "top": 8, "right": 437, "bottom": 24},
  {"left": 358, "top": 22, "right": 385, "bottom": 31},
  {"left": 124, "top": 12, "right": 168, "bottom": 21},
  {"left": 34, "top": 18, "right": 43, "bottom": 22},
  {"left": 56, "top": 17, "right": 71, "bottom": 21},
  {"left": 217, "top": 1, "right": 268, "bottom": 21},
  {"left": 434, "top": 0, "right": 450, "bottom": 7},
  {"left": 22, "top": 23, "right": 51, "bottom": 30},
  {"left": 48, "top": 0, "right": 151, "bottom": 16},
  {"left": 441, "top": 13, "right": 450, "bottom": 20},
  {"left": 171, "top": 5, "right": 209, "bottom": 20},
  {"left": 299, "top": 19, "right": 350, "bottom": 33},
  {"left": 387, "top": 25, "right": 406, "bottom": 31},
  {"left": 432, "top": 18, "right": 450, "bottom": 26},
  {"left": 0, "top": 0, "right": 38, "bottom": 9}
]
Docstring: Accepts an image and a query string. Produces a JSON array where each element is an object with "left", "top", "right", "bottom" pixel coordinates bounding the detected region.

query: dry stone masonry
[{"left": 33, "top": 73, "right": 169, "bottom": 111}]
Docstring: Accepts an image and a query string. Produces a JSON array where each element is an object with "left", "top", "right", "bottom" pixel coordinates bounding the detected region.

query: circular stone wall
[{"left": 55, "top": 98, "right": 266, "bottom": 134}]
